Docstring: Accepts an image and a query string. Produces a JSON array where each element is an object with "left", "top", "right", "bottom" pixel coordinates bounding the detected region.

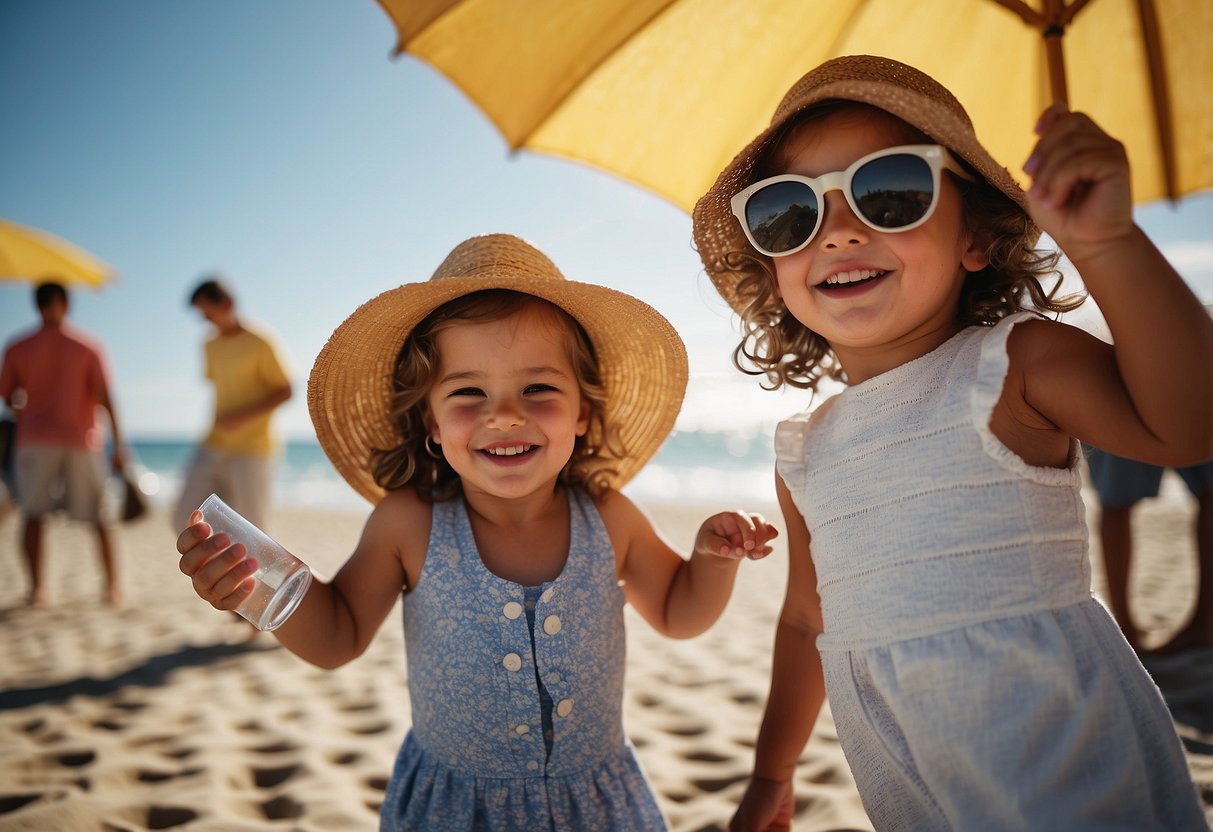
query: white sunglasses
[{"left": 731, "top": 144, "right": 973, "bottom": 257}]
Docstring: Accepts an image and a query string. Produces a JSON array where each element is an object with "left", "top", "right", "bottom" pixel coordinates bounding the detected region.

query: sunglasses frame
[{"left": 731, "top": 144, "right": 974, "bottom": 258}]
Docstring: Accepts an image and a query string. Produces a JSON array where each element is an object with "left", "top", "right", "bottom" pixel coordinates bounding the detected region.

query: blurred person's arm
[
  {"left": 98, "top": 385, "right": 126, "bottom": 470},
  {"left": 215, "top": 383, "right": 292, "bottom": 432}
]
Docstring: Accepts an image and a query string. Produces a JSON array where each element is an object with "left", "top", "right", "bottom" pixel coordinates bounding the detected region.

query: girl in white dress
[{"left": 692, "top": 55, "right": 1212, "bottom": 831}]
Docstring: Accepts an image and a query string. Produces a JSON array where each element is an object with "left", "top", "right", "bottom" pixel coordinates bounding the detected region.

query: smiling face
[
  {"left": 767, "top": 105, "right": 989, "bottom": 382},
  {"left": 425, "top": 300, "right": 591, "bottom": 503}
]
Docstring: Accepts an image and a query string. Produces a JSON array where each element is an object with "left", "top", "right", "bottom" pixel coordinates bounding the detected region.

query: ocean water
[{"left": 126, "top": 429, "right": 780, "bottom": 513}]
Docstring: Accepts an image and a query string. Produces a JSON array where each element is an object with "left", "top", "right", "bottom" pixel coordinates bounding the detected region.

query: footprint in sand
[
  {"left": 146, "top": 805, "right": 199, "bottom": 829},
  {"left": 251, "top": 763, "right": 303, "bottom": 789},
  {"left": 259, "top": 794, "right": 305, "bottom": 820},
  {"left": 330, "top": 750, "right": 362, "bottom": 766},
  {"left": 56, "top": 750, "right": 95, "bottom": 768},
  {"left": 136, "top": 767, "right": 203, "bottom": 784},
  {"left": 691, "top": 773, "right": 748, "bottom": 793},
  {"left": 0, "top": 794, "right": 42, "bottom": 814},
  {"left": 348, "top": 721, "right": 392, "bottom": 736}
]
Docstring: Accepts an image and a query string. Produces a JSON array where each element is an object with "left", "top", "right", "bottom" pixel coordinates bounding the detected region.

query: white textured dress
[{"left": 775, "top": 313, "right": 1206, "bottom": 831}]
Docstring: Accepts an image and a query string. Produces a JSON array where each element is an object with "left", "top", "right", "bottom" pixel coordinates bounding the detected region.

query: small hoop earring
[{"left": 423, "top": 435, "right": 443, "bottom": 460}]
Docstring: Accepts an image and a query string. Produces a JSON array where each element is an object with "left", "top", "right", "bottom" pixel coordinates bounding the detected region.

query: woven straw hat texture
[
  {"left": 693, "top": 54, "right": 1039, "bottom": 313},
  {"left": 308, "top": 233, "right": 688, "bottom": 504}
]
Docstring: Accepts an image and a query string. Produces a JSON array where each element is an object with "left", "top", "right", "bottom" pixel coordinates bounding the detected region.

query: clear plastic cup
[{"left": 197, "top": 493, "right": 312, "bottom": 631}]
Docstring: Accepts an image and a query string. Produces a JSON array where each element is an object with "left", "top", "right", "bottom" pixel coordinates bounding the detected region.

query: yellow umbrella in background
[
  {"left": 0, "top": 218, "right": 116, "bottom": 288},
  {"left": 376, "top": 0, "right": 1212, "bottom": 211}
]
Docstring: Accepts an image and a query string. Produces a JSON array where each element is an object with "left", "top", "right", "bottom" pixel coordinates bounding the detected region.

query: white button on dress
[
  {"left": 514, "top": 724, "right": 530, "bottom": 736},
  {"left": 503, "top": 601, "right": 523, "bottom": 620},
  {"left": 543, "top": 615, "right": 562, "bottom": 635},
  {"left": 556, "top": 698, "right": 574, "bottom": 718},
  {"left": 502, "top": 653, "right": 522, "bottom": 672}
]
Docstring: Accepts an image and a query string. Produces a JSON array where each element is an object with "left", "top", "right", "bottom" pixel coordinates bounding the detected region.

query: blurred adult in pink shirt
[{"left": 0, "top": 282, "right": 126, "bottom": 606}]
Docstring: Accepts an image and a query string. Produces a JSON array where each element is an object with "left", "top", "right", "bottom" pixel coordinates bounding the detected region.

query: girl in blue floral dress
[{"left": 178, "top": 233, "right": 777, "bottom": 831}]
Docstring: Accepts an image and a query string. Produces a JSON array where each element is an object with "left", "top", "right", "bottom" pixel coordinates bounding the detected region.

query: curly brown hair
[
  {"left": 369, "top": 290, "right": 622, "bottom": 501},
  {"left": 726, "top": 102, "right": 1083, "bottom": 392}
]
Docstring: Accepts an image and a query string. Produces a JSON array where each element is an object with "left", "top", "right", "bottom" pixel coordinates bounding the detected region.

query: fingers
[
  {"left": 194, "top": 543, "right": 258, "bottom": 610},
  {"left": 730, "top": 777, "right": 794, "bottom": 831},
  {"left": 701, "top": 512, "right": 779, "bottom": 560},
  {"left": 1032, "top": 101, "right": 1069, "bottom": 137},
  {"left": 175, "top": 511, "right": 210, "bottom": 558},
  {"left": 177, "top": 516, "right": 258, "bottom": 611},
  {"left": 1022, "top": 109, "right": 1127, "bottom": 210}
]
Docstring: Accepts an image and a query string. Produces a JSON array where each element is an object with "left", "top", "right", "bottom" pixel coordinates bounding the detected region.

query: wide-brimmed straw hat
[
  {"left": 693, "top": 54, "right": 1039, "bottom": 313},
  {"left": 309, "top": 233, "right": 688, "bottom": 504}
]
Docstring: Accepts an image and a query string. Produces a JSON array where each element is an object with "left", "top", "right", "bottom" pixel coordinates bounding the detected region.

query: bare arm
[
  {"left": 178, "top": 488, "right": 429, "bottom": 668},
  {"left": 598, "top": 489, "right": 777, "bottom": 639},
  {"left": 732, "top": 474, "right": 826, "bottom": 832},
  {"left": 1020, "top": 107, "right": 1213, "bottom": 464},
  {"left": 216, "top": 383, "right": 293, "bottom": 432},
  {"left": 97, "top": 385, "right": 125, "bottom": 471}
]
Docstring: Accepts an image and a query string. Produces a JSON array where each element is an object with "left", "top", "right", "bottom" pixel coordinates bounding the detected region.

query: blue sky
[{"left": 3, "top": 1, "right": 1211, "bottom": 441}]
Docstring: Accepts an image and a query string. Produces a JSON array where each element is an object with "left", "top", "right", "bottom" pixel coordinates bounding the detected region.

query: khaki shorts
[
  {"left": 172, "top": 445, "right": 275, "bottom": 532},
  {"left": 15, "top": 443, "right": 107, "bottom": 523}
]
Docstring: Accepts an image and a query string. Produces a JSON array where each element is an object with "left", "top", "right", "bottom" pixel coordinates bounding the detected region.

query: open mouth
[
  {"left": 479, "top": 443, "right": 537, "bottom": 459},
  {"left": 818, "top": 268, "right": 888, "bottom": 293}
]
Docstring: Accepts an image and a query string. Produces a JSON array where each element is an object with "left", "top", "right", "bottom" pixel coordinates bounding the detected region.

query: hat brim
[
  {"left": 693, "top": 60, "right": 1039, "bottom": 313},
  {"left": 308, "top": 273, "right": 688, "bottom": 504}
]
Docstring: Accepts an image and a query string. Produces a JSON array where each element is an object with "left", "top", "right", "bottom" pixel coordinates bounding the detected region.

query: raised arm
[
  {"left": 1021, "top": 106, "right": 1213, "bottom": 464},
  {"left": 597, "top": 489, "right": 777, "bottom": 639},
  {"left": 732, "top": 473, "right": 825, "bottom": 832}
]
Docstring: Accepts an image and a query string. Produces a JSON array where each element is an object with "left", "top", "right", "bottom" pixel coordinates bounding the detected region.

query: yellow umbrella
[
  {"left": 376, "top": 0, "right": 1212, "bottom": 211},
  {"left": 0, "top": 218, "right": 116, "bottom": 288}
]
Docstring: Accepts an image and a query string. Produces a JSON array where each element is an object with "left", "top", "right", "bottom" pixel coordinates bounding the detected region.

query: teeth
[
  {"left": 486, "top": 444, "right": 532, "bottom": 456},
  {"left": 825, "top": 269, "right": 881, "bottom": 285}
]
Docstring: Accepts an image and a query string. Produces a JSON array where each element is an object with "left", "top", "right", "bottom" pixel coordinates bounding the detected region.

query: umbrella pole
[
  {"left": 1042, "top": 0, "right": 1069, "bottom": 107},
  {"left": 988, "top": 0, "right": 1074, "bottom": 107}
]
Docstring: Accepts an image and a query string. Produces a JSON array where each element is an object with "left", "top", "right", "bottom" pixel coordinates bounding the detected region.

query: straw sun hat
[
  {"left": 693, "top": 54, "right": 1039, "bottom": 313},
  {"left": 308, "top": 234, "right": 688, "bottom": 504}
]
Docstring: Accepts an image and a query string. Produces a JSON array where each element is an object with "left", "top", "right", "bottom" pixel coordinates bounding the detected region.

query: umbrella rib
[
  {"left": 1134, "top": 0, "right": 1179, "bottom": 201},
  {"left": 987, "top": 0, "right": 1045, "bottom": 27},
  {"left": 987, "top": 0, "right": 1092, "bottom": 30},
  {"left": 1059, "top": 0, "right": 1095, "bottom": 26}
]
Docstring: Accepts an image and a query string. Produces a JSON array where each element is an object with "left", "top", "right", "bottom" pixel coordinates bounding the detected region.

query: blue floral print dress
[{"left": 379, "top": 488, "right": 667, "bottom": 831}]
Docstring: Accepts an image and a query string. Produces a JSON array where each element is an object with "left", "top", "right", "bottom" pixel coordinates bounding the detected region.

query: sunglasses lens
[
  {"left": 851, "top": 153, "right": 935, "bottom": 230},
  {"left": 744, "top": 181, "right": 819, "bottom": 254}
]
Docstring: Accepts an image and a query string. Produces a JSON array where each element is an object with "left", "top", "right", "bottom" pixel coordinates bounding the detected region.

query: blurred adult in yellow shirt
[{"left": 173, "top": 277, "right": 291, "bottom": 531}]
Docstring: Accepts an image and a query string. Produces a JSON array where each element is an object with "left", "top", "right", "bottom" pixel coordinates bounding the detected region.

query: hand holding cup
[{"left": 177, "top": 494, "right": 311, "bottom": 631}]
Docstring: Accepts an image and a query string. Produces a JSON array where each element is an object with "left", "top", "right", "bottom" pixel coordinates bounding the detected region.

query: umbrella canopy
[
  {"left": 0, "top": 219, "right": 115, "bottom": 288},
  {"left": 376, "top": 0, "right": 1212, "bottom": 211}
]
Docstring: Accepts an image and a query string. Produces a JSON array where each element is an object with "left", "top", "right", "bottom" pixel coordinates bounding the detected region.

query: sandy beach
[{"left": 1, "top": 495, "right": 1210, "bottom": 831}]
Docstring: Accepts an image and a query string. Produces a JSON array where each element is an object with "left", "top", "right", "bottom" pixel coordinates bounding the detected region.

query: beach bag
[{"left": 120, "top": 468, "right": 149, "bottom": 523}]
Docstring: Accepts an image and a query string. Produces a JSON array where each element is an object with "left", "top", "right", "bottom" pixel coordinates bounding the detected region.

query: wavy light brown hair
[
  {"left": 726, "top": 102, "right": 1083, "bottom": 392},
  {"left": 369, "top": 290, "right": 622, "bottom": 501}
]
